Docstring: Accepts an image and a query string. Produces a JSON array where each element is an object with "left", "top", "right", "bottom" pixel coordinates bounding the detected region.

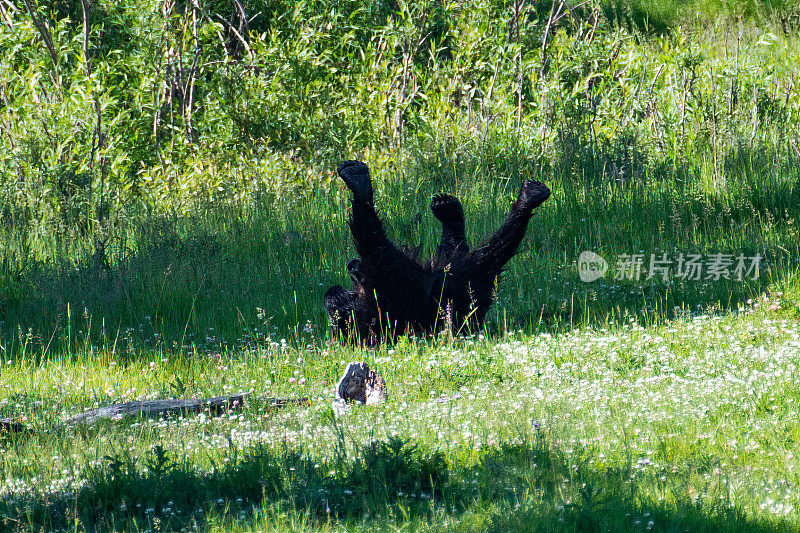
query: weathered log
[
  {"left": 59, "top": 393, "right": 309, "bottom": 427},
  {"left": 1, "top": 394, "right": 310, "bottom": 434},
  {"left": 60, "top": 393, "right": 251, "bottom": 427},
  {"left": 1, "top": 417, "right": 26, "bottom": 434}
]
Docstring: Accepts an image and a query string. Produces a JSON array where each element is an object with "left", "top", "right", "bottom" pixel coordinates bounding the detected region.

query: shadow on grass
[{"left": 0, "top": 433, "right": 792, "bottom": 532}]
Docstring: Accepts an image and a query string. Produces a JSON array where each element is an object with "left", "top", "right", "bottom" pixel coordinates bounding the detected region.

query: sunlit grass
[{"left": 1, "top": 297, "right": 799, "bottom": 531}]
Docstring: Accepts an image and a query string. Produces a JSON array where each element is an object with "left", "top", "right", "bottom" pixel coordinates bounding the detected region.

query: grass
[
  {"left": 2, "top": 0, "right": 799, "bottom": 349},
  {"left": 2, "top": 145, "right": 798, "bottom": 352},
  {"left": 1, "top": 0, "right": 800, "bottom": 530},
  {"left": 1, "top": 299, "right": 800, "bottom": 531}
]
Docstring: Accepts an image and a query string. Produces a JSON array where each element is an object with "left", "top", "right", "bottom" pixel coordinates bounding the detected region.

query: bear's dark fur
[{"left": 324, "top": 160, "right": 550, "bottom": 343}]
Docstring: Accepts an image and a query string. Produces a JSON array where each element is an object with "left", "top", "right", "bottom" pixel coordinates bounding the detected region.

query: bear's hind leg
[
  {"left": 431, "top": 193, "right": 468, "bottom": 262},
  {"left": 338, "top": 160, "right": 373, "bottom": 204},
  {"left": 462, "top": 179, "right": 550, "bottom": 282},
  {"left": 339, "top": 162, "right": 418, "bottom": 276}
]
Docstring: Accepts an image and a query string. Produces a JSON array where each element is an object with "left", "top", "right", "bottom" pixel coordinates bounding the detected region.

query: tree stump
[{"left": 333, "top": 362, "right": 387, "bottom": 414}]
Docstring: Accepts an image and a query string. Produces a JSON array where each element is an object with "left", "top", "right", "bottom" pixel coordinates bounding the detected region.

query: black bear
[{"left": 324, "top": 160, "right": 550, "bottom": 343}]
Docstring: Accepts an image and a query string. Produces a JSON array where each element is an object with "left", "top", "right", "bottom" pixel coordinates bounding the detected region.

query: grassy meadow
[{"left": 1, "top": 0, "right": 800, "bottom": 530}]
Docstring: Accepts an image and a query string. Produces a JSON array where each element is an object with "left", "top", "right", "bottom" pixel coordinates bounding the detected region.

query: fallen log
[
  {"left": 2, "top": 394, "right": 310, "bottom": 435},
  {"left": 59, "top": 393, "right": 309, "bottom": 427},
  {"left": 1, "top": 417, "right": 27, "bottom": 434},
  {"left": 59, "top": 393, "right": 251, "bottom": 427}
]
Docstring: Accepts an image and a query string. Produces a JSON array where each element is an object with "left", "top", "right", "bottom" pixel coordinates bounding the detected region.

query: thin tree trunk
[{"left": 21, "top": 0, "right": 60, "bottom": 89}]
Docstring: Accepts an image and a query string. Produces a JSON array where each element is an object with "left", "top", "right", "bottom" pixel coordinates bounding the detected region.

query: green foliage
[
  {"left": 0, "top": 6, "right": 799, "bottom": 532},
  {"left": 2, "top": 0, "right": 798, "bottom": 219}
]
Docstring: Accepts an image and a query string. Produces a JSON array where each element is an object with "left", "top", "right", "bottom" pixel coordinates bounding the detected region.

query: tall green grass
[
  {"left": 1, "top": 144, "right": 797, "bottom": 357},
  {"left": 2, "top": 0, "right": 799, "bottom": 357}
]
